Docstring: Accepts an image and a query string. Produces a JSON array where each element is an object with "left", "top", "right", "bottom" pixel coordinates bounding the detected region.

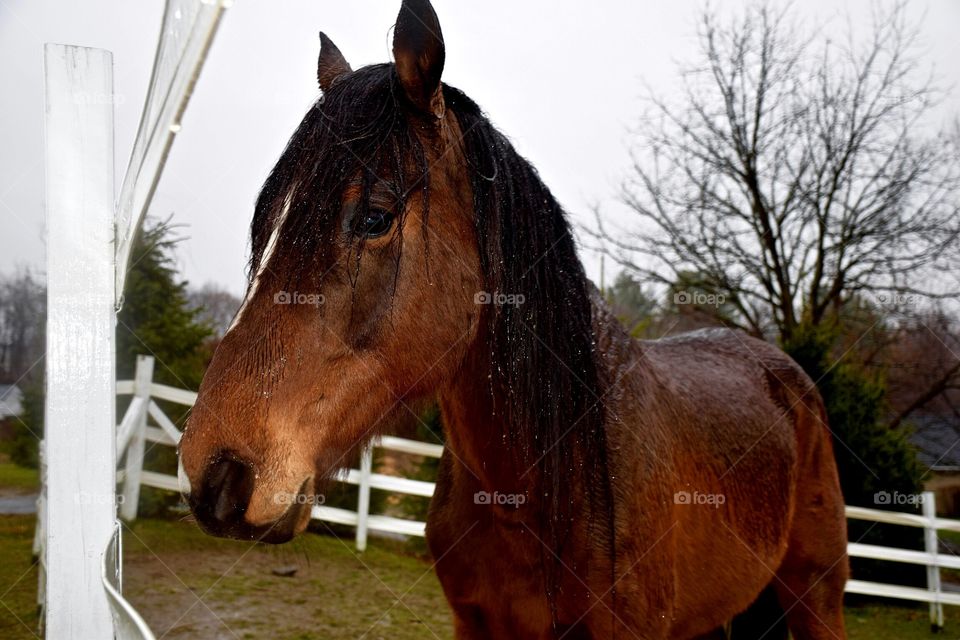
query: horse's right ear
[
  {"left": 317, "top": 32, "right": 352, "bottom": 91},
  {"left": 393, "top": 0, "right": 445, "bottom": 119}
]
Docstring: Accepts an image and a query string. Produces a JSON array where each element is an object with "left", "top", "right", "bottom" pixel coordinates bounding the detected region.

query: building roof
[
  {"left": 0, "top": 384, "right": 23, "bottom": 418},
  {"left": 908, "top": 415, "right": 960, "bottom": 471}
]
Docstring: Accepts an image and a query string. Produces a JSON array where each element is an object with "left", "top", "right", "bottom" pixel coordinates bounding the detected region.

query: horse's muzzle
[{"left": 187, "top": 452, "right": 310, "bottom": 544}]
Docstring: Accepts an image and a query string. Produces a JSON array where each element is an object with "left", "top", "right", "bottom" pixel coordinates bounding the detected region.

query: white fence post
[
  {"left": 356, "top": 446, "right": 374, "bottom": 551},
  {"left": 923, "top": 491, "right": 944, "bottom": 630},
  {"left": 33, "top": 441, "right": 46, "bottom": 610},
  {"left": 121, "top": 356, "right": 154, "bottom": 521},
  {"left": 43, "top": 43, "right": 117, "bottom": 638}
]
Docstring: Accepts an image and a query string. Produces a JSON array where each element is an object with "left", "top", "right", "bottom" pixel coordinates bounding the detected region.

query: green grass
[
  {"left": 939, "top": 530, "right": 960, "bottom": 546},
  {"left": 846, "top": 601, "right": 955, "bottom": 639},
  {"left": 0, "top": 514, "right": 957, "bottom": 638},
  {"left": 0, "top": 515, "right": 40, "bottom": 639},
  {"left": 929, "top": 529, "right": 960, "bottom": 584},
  {"left": 0, "top": 463, "right": 38, "bottom": 493}
]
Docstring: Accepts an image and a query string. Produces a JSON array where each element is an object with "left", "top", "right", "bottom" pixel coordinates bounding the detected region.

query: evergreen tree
[
  {"left": 8, "top": 379, "right": 43, "bottom": 468},
  {"left": 116, "top": 218, "right": 212, "bottom": 516},
  {"left": 117, "top": 218, "right": 212, "bottom": 389},
  {"left": 604, "top": 271, "right": 658, "bottom": 336}
]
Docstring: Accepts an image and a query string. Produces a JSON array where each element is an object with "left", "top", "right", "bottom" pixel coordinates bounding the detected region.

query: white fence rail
[
  {"left": 845, "top": 492, "right": 955, "bottom": 629},
  {"left": 116, "top": 356, "right": 959, "bottom": 628}
]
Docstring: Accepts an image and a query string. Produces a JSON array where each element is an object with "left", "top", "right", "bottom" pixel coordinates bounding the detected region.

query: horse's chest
[
  {"left": 427, "top": 483, "right": 627, "bottom": 638},
  {"left": 427, "top": 508, "right": 554, "bottom": 637}
]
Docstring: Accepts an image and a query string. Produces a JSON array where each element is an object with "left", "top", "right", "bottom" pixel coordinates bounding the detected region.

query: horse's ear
[
  {"left": 318, "top": 32, "right": 352, "bottom": 91},
  {"left": 392, "top": 0, "right": 445, "bottom": 119}
]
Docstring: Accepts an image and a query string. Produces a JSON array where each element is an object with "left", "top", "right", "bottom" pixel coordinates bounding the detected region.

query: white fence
[
  {"left": 115, "top": 356, "right": 442, "bottom": 552},
  {"left": 41, "top": 2, "right": 228, "bottom": 635},
  {"left": 114, "top": 356, "right": 960, "bottom": 629},
  {"left": 846, "top": 493, "right": 959, "bottom": 628}
]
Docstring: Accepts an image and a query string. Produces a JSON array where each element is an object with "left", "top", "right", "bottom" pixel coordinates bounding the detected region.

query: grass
[
  {"left": 120, "top": 518, "right": 453, "bottom": 639},
  {"left": 846, "top": 602, "right": 955, "bottom": 639},
  {"left": 0, "top": 515, "right": 40, "bottom": 639},
  {"left": 0, "top": 463, "right": 38, "bottom": 493},
  {"left": 0, "top": 512, "right": 956, "bottom": 638},
  {"left": 0, "top": 462, "right": 40, "bottom": 638}
]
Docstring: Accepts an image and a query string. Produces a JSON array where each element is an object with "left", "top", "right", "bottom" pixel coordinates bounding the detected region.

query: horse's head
[
  {"left": 181, "top": 0, "right": 601, "bottom": 546},
  {"left": 180, "top": 0, "right": 484, "bottom": 542}
]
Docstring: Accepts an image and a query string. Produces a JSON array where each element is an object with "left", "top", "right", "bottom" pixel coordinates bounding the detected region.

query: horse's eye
[{"left": 355, "top": 208, "right": 394, "bottom": 239}]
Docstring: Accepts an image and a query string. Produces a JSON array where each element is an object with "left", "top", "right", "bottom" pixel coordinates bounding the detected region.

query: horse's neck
[
  {"left": 437, "top": 293, "right": 630, "bottom": 496},
  {"left": 437, "top": 334, "right": 524, "bottom": 494},
  {"left": 589, "top": 288, "right": 638, "bottom": 384}
]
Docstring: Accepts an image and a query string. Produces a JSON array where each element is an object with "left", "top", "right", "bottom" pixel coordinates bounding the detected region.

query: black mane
[
  {"left": 250, "top": 64, "right": 426, "bottom": 284},
  {"left": 445, "top": 84, "right": 615, "bottom": 606},
  {"left": 250, "top": 63, "right": 614, "bottom": 617}
]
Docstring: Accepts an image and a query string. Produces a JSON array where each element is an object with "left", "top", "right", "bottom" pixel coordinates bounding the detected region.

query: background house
[
  {"left": 0, "top": 384, "right": 23, "bottom": 419},
  {"left": 911, "top": 415, "right": 960, "bottom": 515}
]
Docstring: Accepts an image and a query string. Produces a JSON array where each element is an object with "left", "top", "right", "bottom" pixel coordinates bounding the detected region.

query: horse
[{"left": 178, "top": 1, "right": 849, "bottom": 637}]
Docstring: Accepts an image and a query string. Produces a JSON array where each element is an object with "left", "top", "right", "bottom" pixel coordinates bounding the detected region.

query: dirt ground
[
  {"left": 121, "top": 519, "right": 454, "bottom": 640},
  {"left": 0, "top": 506, "right": 956, "bottom": 639}
]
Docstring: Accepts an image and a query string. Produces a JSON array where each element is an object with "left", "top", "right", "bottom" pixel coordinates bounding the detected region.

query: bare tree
[
  {"left": 883, "top": 311, "right": 960, "bottom": 430},
  {"left": 592, "top": 1, "right": 960, "bottom": 342},
  {"left": 187, "top": 283, "right": 241, "bottom": 338},
  {"left": 0, "top": 267, "right": 46, "bottom": 384}
]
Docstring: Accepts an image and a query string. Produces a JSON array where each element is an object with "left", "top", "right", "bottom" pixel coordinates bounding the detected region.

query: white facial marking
[{"left": 226, "top": 188, "right": 296, "bottom": 334}]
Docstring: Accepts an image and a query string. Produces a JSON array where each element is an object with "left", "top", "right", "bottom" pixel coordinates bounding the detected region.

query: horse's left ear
[
  {"left": 393, "top": 0, "right": 445, "bottom": 119},
  {"left": 318, "top": 32, "right": 352, "bottom": 92}
]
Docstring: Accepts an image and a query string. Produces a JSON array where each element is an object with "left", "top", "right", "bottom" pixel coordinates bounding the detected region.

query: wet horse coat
[
  {"left": 431, "top": 303, "right": 847, "bottom": 638},
  {"left": 179, "top": 1, "right": 849, "bottom": 638}
]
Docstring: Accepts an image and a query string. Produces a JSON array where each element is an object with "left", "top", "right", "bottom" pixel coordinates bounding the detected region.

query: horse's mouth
[
  {"left": 195, "top": 498, "right": 309, "bottom": 544},
  {"left": 188, "top": 459, "right": 314, "bottom": 544}
]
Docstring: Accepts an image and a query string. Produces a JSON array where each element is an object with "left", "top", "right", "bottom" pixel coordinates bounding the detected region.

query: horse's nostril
[
  {"left": 190, "top": 452, "right": 303, "bottom": 543},
  {"left": 202, "top": 454, "right": 255, "bottom": 523}
]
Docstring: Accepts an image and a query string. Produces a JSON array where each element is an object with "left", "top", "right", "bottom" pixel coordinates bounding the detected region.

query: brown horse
[{"left": 179, "top": 1, "right": 849, "bottom": 638}]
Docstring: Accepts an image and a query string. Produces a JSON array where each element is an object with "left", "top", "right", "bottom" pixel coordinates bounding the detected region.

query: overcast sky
[{"left": 1, "top": 0, "right": 958, "bottom": 296}]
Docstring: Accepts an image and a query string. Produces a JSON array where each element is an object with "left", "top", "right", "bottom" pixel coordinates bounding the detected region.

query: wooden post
[
  {"left": 923, "top": 491, "right": 944, "bottom": 630},
  {"left": 599, "top": 254, "right": 605, "bottom": 297},
  {"left": 33, "top": 441, "right": 46, "bottom": 610},
  {"left": 356, "top": 445, "right": 373, "bottom": 551},
  {"left": 43, "top": 44, "right": 116, "bottom": 638},
  {"left": 121, "top": 356, "right": 154, "bottom": 521}
]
